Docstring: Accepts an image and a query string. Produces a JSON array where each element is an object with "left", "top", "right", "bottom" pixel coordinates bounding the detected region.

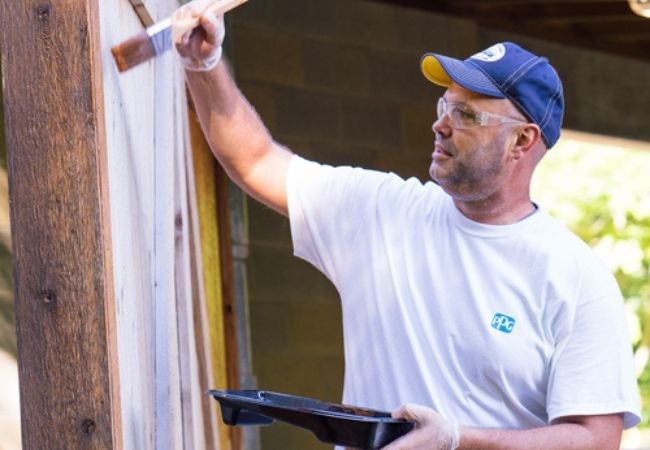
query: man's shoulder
[{"left": 531, "top": 210, "right": 619, "bottom": 295}]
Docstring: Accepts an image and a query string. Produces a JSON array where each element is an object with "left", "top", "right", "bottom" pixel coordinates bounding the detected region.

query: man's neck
[{"left": 453, "top": 197, "right": 537, "bottom": 225}]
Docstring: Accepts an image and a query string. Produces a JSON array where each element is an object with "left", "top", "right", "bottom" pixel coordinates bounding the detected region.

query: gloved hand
[
  {"left": 171, "top": 0, "right": 226, "bottom": 72},
  {"left": 381, "top": 404, "right": 460, "bottom": 450}
]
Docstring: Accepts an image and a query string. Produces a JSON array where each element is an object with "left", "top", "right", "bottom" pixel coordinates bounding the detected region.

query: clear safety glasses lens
[{"left": 436, "top": 97, "right": 526, "bottom": 129}]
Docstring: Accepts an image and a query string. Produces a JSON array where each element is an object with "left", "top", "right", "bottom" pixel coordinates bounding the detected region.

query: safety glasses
[{"left": 437, "top": 97, "right": 527, "bottom": 129}]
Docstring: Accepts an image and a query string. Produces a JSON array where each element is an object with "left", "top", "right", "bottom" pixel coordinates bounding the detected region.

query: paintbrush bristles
[{"left": 111, "top": 30, "right": 157, "bottom": 73}]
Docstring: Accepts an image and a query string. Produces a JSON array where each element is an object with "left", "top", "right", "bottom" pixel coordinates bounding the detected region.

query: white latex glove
[
  {"left": 172, "top": 0, "right": 225, "bottom": 72},
  {"left": 381, "top": 404, "right": 460, "bottom": 450}
]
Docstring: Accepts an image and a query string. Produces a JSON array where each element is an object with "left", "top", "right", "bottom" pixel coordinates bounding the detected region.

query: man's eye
[{"left": 451, "top": 107, "right": 477, "bottom": 122}]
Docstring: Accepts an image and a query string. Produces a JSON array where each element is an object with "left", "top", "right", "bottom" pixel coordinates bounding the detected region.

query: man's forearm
[
  {"left": 385, "top": 405, "right": 623, "bottom": 450},
  {"left": 184, "top": 61, "right": 292, "bottom": 215},
  {"left": 458, "top": 415, "right": 622, "bottom": 450},
  {"left": 185, "top": 61, "right": 274, "bottom": 185}
]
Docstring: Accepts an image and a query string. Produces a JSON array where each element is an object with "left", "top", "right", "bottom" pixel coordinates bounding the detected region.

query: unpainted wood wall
[
  {"left": 98, "top": 0, "right": 230, "bottom": 448},
  {"left": 0, "top": 0, "right": 232, "bottom": 448}
]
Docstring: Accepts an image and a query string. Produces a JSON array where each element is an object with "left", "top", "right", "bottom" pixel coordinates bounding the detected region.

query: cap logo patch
[{"left": 471, "top": 43, "right": 506, "bottom": 63}]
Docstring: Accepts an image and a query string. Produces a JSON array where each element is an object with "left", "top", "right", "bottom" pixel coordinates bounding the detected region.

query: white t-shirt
[{"left": 287, "top": 155, "right": 640, "bottom": 430}]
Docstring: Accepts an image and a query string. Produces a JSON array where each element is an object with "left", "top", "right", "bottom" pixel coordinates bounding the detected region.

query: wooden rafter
[{"left": 370, "top": 0, "right": 650, "bottom": 62}]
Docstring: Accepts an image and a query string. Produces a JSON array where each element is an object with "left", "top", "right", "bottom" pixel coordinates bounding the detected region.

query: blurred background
[{"left": 531, "top": 130, "right": 650, "bottom": 448}]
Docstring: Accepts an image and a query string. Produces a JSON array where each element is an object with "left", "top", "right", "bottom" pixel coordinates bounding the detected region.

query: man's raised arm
[{"left": 174, "top": 3, "right": 293, "bottom": 216}]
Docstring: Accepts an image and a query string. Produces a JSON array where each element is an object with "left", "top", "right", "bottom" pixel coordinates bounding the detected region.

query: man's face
[{"left": 429, "top": 84, "right": 524, "bottom": 202}]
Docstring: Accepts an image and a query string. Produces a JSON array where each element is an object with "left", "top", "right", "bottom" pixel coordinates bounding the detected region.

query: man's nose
[{"left": 432, "top": 115, "right": 451, "bottom": 137}]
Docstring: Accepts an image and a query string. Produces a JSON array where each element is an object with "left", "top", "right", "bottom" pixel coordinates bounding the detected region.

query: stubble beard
[{"left": 430, "top": 143, "right": 506, "bottom": 201}]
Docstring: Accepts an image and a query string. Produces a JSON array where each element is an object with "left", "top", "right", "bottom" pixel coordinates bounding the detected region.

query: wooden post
[
  {"left": 0, "top": 0, "right": 121, "bottom": 448},
  {"left": 1, "top": 0, "right": 235, "bottom": 448}
]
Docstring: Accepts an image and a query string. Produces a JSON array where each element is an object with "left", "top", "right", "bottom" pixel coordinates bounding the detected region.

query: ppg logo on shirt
[{"left": 491, "top": 313, "right": 516, "bottom": 334}]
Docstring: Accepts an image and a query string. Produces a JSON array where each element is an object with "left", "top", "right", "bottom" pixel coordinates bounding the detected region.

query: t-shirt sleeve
[
  {"left": 286, "top": 155, "right": 391, "bottom": 285},
  {"left": 546, "top": 272, "right": 641, "bottom": 429}
]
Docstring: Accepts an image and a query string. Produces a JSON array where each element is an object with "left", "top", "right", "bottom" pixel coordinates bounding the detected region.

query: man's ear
[{"left": 511, "top": 124, "right": 542, "bottom": 159}]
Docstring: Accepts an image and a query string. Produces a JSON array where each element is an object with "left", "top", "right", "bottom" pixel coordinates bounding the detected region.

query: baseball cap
[{"left": 420, "top": 42, "right": 564, "bottom": 148}]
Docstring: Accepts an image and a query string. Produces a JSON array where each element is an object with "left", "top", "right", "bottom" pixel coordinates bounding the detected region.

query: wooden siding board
[
  {"left": 187, "top": 107, "right": 222, "bottom": 450},
  {"left": 99, "top": 1, "right": 157, "bottom": 448},
  {"left": 189, "top": 104, "right": 232, "bottom": 450}
]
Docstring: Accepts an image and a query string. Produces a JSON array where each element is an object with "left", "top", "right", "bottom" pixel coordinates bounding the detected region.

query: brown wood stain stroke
[{"left": 127, "top": 0, "right": 155, "bottom": 27}]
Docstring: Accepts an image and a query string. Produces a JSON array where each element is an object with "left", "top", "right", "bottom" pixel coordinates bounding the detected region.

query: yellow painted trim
[{"left": 188, "top": 109, "right": 231, "bottom": 450}]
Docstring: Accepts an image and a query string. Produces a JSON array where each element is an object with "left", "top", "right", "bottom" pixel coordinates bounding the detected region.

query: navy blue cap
[{"left": 420, "top": 42, "right": 564, "bottom": 148}]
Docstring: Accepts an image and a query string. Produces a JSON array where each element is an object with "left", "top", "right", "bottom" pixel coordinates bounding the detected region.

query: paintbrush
[{"left": 111, "top": 0, "right": 248, "bottom": 73}]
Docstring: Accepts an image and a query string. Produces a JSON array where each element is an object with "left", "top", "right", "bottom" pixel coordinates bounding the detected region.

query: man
[{"left": 172, "top": 2, "right": 641, "bottom": 449}]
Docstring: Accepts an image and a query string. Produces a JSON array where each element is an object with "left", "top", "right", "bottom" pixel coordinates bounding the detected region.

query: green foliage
[
  {"left": 532, "top": 133, "right": 650, "bottom": 427},
  {"left": 0, "top": 57, "right": 5, "bottom": 169},
  {"left": 0, "top": 239, "right": 14, "bottom": 357},
  {"left": 0, "top": 68, "right": 11, "bottom": 356}
]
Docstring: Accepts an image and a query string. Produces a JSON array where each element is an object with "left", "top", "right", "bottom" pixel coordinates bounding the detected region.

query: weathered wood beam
[
  {"left": 495, "top": 16, "right": 650, "bottom": 40},
  {"left": 374, "top": 0, "right": 632, "bottom": 19},
  {"left": 371, "top": 0, "right": 650, "bottom": 62},
  {"left": 566, "top": 19, "right": 650, "bottom": 37},
  {"left": 0, "top": 0, "right": 121, "bottom": 448},
  {"left": 442, "top": 0, "right": 629, "bottom": 17}
]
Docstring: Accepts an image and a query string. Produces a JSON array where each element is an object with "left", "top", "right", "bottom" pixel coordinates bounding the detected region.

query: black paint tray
[{"left": 208, "top": 389, "right": 415, "bottom": 449}]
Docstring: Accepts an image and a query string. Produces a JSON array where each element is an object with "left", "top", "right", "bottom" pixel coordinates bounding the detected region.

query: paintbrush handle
[{"left": 173, "top": 0, "right": 248, "bottom": 37}]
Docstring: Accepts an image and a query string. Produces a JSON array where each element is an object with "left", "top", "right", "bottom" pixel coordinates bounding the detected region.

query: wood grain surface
[{"left": 0, "top": 0, "right": 121, "bottom": 448}]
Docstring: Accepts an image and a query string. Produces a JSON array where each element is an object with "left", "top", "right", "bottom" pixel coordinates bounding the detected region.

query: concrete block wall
[{"left": 224, "top": 1, "right": 650, "bottom": 448}]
